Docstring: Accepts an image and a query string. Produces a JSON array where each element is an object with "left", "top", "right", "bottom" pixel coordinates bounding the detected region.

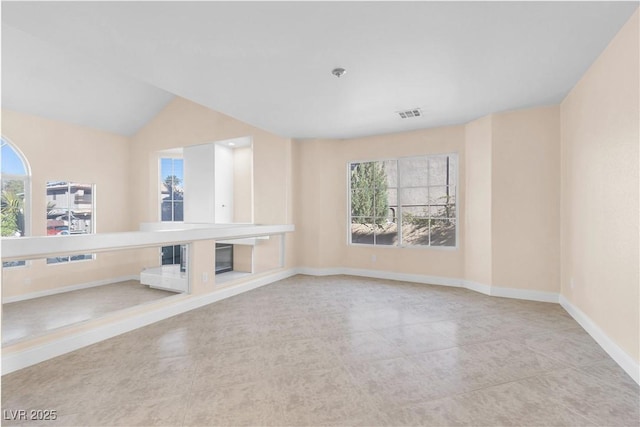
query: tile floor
[
  {"left": 2, "top": 281, "right": 177, "bottom": 345},
  {"left": 2, "top": 275, "right": 638, "bottom": 426}
]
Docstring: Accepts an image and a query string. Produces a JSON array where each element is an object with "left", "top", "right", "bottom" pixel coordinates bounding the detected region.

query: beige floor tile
[
  {"left": 451, "top": 380, "right": 596, "bottom": 427},
  {"left": 375, "top": 321, "right": 458, "bottom": 355},
  {"left": 183, "top": 379, "right": 286, "bottom": 426},
  {"left": 324, "top": 330, "right": 405, "bottom": 362},
  {"left": 2, "top": 274, "right": 637, "bottom": 427},
  {"left": 380, "top": 396, "right": 474, "bottom": 426},
  {"left": 508, "top": 327, "right": 610, "bottom": 367},
  {"left": 407, "top": 339, "right": 568, "bottom": 400},
  {"left": 518, "top": 367, "right": 640, "bottom": 426}
]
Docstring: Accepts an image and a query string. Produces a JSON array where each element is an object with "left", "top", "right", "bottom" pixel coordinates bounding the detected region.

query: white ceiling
[
  {"left": 1, "top": 24, "right": 174, "bottom": 136},
  {"left": 2, "top": 2, "right": 638, "bottom": 139}
]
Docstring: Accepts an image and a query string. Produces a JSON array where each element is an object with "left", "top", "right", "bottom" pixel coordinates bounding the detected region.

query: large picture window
[
  {"left": 349, "top": 154, "right": 457, "bottom": 247},
  {"left": 46, "top": 181, "right": 95, "bottom": 264}
]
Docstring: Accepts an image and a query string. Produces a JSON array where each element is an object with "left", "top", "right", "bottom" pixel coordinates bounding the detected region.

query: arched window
[{"left": 1, "top": 137, "right": 30, "bottom": 267}]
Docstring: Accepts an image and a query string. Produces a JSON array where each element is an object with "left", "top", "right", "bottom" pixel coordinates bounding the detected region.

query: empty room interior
[{"left": 1, "top": 2, "right": 639, "bottom": 426}]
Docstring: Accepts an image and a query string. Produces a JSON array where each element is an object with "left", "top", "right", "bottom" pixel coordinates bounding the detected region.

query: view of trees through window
[
  {"left": 46, "top": 182, "right": 94, "bottom": 264},
  {"left": 1, "top": 139, "right": 29, "bottom": 267},
  {"left": 160, "top": 157, "right": 184, "bottom": 265},
  {"left": 349, "top": 154, "right": 457, "bottom": 247}
]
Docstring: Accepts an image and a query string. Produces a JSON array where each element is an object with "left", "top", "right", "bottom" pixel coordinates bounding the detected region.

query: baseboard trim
[
  {"left": 295, "top": 267, "right": 557, "bottom": 302},
  {"left": 559, "top": 295, "right": 639, "bottom": 385},
  {"left": 1, "top": 268, "right": 297, "bottom": 375},
  {"left": 488, "top": 284, "right": 559, "bottom": 303},
  {"left": 295, "top": 266, "right": 465, "bottom": 288},
  {"left": 2, "top": 275, "right": 141, "bottom": 304}
]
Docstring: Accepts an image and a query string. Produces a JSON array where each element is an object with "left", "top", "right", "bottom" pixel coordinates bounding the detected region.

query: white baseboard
[
  {"left": 295, "top": 266, "right": 465, "bottom": 287},
  {"left": 2, "top": 275, "right": 141, "bottom": 304},
  {"left": 1, "top": 268, "right": 297, "bottom": 375},
  {"left": 295, "top": 266, "right": 557, "bottom": 302},
  {"left": 488, "top": 284, "right": 559, "bottom": 303},
  {"left": 559, "top": 295, "right": 639, "bottom": 385},
  {"left": 461, "top": 279, "right": 493, "bottom": 296}
]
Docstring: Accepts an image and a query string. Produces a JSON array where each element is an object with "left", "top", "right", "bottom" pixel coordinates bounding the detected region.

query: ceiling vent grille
[{"left": 397, "top": 108, "right": 422, "bottom": 119}]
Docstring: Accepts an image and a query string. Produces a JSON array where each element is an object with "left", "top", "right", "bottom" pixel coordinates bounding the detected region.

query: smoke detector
[
  {"left": 331, "top": 67, "right": 346, "bottom": 78},
  {"left": 397, "top": 108, "right": 422, "bottom": 119}
]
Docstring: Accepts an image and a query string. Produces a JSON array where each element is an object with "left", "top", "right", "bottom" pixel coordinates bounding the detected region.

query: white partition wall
[
  {"left": 183, "top": 143, "right": 216, "bottom": 223},
  {"left": 214, "top": 144, "right": 234, "bottom": 223}
]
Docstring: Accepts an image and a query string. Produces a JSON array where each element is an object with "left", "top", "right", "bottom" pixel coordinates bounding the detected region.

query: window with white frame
[
  {"left": 160, "top": 157, "right": 184, "bottom": 265},
  {"left": 349, "top": 153, "right": 457, "bottom": 247},
  {"left": 1, "top": 138, "right": 30, "bottom": 267},
  {"left": 46, "top": 181, "right": 95, "bottom": 264}
]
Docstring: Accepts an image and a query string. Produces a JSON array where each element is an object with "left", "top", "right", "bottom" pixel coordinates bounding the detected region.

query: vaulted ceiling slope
[
  {"left": 1, "top": 24, "right": 175, "bottom": 137},
  {"left": 2, "top": 2, "right": 638, "bottom": 139}
]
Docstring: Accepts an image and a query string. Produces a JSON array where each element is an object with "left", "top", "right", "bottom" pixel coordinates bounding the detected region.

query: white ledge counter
[{"left": 1, "top": 223, "right": 294, "bottom": 261}]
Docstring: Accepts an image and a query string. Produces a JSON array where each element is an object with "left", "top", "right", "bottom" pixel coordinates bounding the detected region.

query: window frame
[
  {"left": 158, "top": 154, "right": 185, "bottom": 265},
  {"left": 45, "top": 181, "right": 96, "bottom": 265},
  {"left": 1, "top": 138, "right": 32, "bottom": 268},
  {"left": 347, "top": 153, "right": 459, "bottom": 250},
  {"left": 158, "top": 155, "right": 184, "bottom": 223}
]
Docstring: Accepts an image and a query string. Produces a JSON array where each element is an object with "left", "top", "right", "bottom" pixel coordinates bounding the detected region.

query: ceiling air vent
[{"left": 397, "top": 108, "right": 422, "bottom": 119}]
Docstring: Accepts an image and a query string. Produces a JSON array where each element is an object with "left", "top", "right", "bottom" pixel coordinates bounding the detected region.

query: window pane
[
  {"left": 46, "top": 254, "right": 94, "bottom": 264},
  {"left": 69, "top": 184, "right": 92, "bottom": 234},
  {"left": 400, "top": 187, "right": 428, "bottom": 207},
  {"left": 350, "top": 161, "right": 390, "bottom": 221},
  {"left": 381, "top": 160, "right": 398, "bottom": 188},
  {"left": 401, "top": 215, "right": 430, "bottom": 246},
  {"left": 70, "top": 254, "right": 93, "bottom": 261},
  {"left": 373, "top": 187, "right": 396, "bottom": 219},
  {"left": 161, "top": 200, "right": 173, "bottom": 221},
  {"left": 1, "top": 141, "right": 28, "bottom": 176},
  {"left": 399, "top": 156, "right": 428, "bottom": 187},
  {"left": 46, "top": 182, "right": 94, "bottom": 264},
  {"left": 401, "top": 186, "right": 429, "bottom": 218},
  {"left": 351, "top": 189, "right": 374, "bottom": 217},
  {"left": 161, "top": 158, "right": 184, "bottom": 220},
  {"left": 3, "top": 260, "right": 25, "bottom": 268},
  {"left": 448, "top": 155, "right": 458, "bottom": 187},
  {"left": 1, "top": 179, "right": 26, "bottom": 237},
  {"left": 1, "top": 140, "right": 29, "bottom": 268},
  {"left": 429, "top": 186, "right": 456, "bottom": 218},
  {"left": 430, "top": 219, "right": 456, "bottom": 247},
  {"left": 173, "top": 201, "right": 184, "bottom": 222},
  {"left": 351, "top": 217, "right": 374, "bottom": 244},
  {"left": 383, "top": 188, "right": 397, "bottom": 221},
  {"left": 375, "top": 219, "right": 398, "bottom": 246},
  {"left": 350, "top": 162, "right": 374, "bottom": 188},
  {"left": 428, "top": 156, "right": 449, "bottom": 186},
  {"left": 162, "top": 245, "right": 182, "bottom": 265},
  {"left": 47, "top": 256, "right": 70, "bottom": 264}
]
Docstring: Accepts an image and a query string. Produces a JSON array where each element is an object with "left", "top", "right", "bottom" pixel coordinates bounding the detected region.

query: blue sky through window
[
  {"left": 160, "top": 158, "right": 183, "bottom": 186},
  {"left": 1, "top": 139, "right": 28, "bottom": 176}
]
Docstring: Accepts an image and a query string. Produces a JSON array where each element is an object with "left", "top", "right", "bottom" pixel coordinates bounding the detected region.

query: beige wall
[
  {"left": 1, "top": 110, "right": 140, "bottom": 298},
  {"left": 294, "top": 126, "right": 467, "bottom": 279},
  {"left": 129, "top": 97, "right": 292, "bottom": 227},
  {"left": 128, "top": 97, "right": 295, "bottom": 275},
  {"left": 491, "top": 106, "right": 560, "bottom": 292},
  {"left": 293, "top": 106, "right": 561, "bottom": 293},
  {"left": 560, "top": 10, "right": 639, "bottom": 361},
  {"left": 233, "top": 244, "right": 252, "bottom": 273},
  {"left": 464, "top": 115, "right": 493, "bottom": 285}
]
